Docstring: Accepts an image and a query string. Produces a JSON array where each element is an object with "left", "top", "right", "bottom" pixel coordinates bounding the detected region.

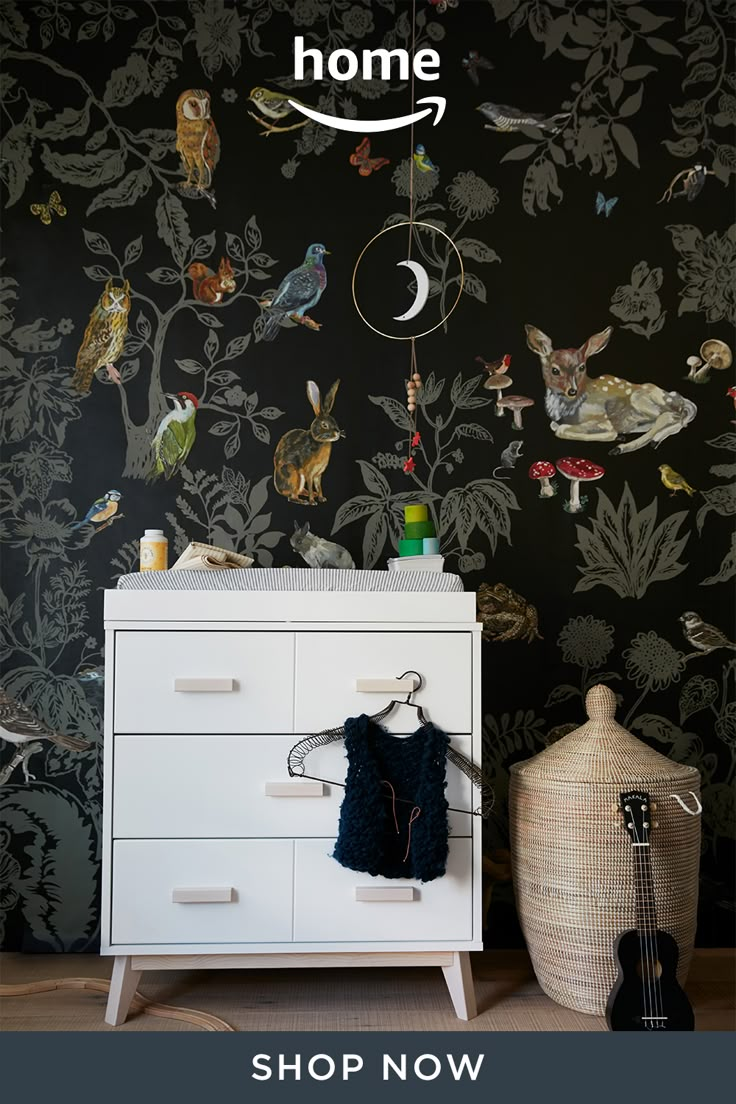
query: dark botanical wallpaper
[{"left": 1, "top": 0, "right": 734, "bottom": 952}]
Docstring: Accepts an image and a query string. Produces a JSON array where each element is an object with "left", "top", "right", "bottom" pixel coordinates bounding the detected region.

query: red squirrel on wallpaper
[{"left": 188, "top": 257, "right": 236, "bottom": 304}]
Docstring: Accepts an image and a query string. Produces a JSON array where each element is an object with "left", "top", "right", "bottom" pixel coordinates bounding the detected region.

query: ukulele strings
[
  {"left": 631, "top": 807, "right": 655, "bottom": 1026},
  {"left": 642, "top": 811, "right": 665, "bottom": 1024}
]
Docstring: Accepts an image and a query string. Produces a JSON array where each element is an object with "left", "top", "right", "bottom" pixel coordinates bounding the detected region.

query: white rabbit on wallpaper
[{"left": 290, "top": 522, "right": 355, "bottom": 569}]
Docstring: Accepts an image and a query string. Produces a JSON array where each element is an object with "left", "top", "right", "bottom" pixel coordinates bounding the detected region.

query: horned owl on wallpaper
[
  {"left": 175, "top": 89, "right": 220, "bottom": 207},
  {"left": 71, "top": 278, "right": 131, "bottom": 393}
]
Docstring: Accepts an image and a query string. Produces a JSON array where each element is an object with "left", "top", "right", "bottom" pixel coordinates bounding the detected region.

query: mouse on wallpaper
[{"left": 493, "top": 440, "right": 523, "bottom": 479}]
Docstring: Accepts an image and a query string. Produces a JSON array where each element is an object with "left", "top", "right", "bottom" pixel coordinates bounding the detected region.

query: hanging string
[{"left": 404, "top": 0, "right": 422, "bottom": 474}]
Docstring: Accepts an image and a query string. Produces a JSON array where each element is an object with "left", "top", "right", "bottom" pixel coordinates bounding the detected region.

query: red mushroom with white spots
[
  {"left": 556, "top": 457, "right": 605, "bottom": 513},
  {"left": 529, "top": 460, "right": 557, "bottom": 498}
]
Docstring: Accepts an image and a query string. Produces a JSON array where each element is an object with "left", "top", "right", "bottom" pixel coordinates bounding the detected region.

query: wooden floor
[{"left": 1, "top": 950, "right": 733, "bottom": 1031}]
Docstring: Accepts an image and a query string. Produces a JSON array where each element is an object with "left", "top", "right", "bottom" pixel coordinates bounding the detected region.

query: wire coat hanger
[{"left": 287, "top": 671, "right": 494, "bottom": 818}]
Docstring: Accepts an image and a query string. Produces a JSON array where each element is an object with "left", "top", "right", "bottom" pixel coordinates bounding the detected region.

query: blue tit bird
[
  {"left": 70, "top": 489, "right": 122, "bottom": 530},
  {"left": 259, "top": 243, "right": 329, "bottom": 342},
  {"left": 413, "top": 144, "right": 439, "bottom": 173}
]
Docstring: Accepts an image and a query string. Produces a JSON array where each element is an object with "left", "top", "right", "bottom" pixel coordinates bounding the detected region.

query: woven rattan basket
[{"left": 509, "top": 684, "right": 701, "bottom": 1016}]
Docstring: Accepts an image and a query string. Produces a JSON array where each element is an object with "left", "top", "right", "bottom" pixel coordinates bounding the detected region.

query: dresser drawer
[
  {"left": 114, "top": 631, "right": 293, "bottom": 733},
  {"left": 293, "top": 838, "right": 472, "bottom": 942},
  {"left": 112, "top": 735, "right": 474, "bottom": 839},
  {"left": 110, "top": 839, "right": 293, "bottom": 945},
  {"left": 294, "top": 632, "right": 472, "bottom": 734}
]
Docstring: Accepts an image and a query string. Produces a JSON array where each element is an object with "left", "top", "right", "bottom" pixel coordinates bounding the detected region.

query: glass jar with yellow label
[{"left": 140, "top": 529, "right": 168, "bottom": 572}]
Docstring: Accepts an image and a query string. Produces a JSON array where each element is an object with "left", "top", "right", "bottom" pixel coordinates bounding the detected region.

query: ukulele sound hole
[{"left": 635, "top": 959, "right": 663, "bottom": 980}]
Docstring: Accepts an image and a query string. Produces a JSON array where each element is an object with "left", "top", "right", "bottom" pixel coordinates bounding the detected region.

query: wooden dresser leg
[
  {"left": 442, "top": 952, "right": 477, "bottom": 1021},
  {"left": 105, "top": 955, "right": 142, "bottom": 1026}
]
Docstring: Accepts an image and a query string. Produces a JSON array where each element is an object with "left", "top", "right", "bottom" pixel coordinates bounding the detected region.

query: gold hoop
[{"left": 351, "top": 220, "right": 465, "bottom": 341}]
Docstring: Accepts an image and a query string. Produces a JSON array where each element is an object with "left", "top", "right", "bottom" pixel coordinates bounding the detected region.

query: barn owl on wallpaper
[{"left": 175, "top": 88, "right": 220, "bottom": 205}]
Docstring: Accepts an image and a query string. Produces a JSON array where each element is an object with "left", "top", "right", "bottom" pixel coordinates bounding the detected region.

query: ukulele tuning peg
[
  {"left": 652, "top": 821, "right": 659, "bottom": 829},
  {"left": 650, "top": 803, "right": 658, "bottom": 812}
]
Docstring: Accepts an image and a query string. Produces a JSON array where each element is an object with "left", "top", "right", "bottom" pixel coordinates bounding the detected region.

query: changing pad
[{"left": 116, "top": 567, "right": 464, "bottom": 593}]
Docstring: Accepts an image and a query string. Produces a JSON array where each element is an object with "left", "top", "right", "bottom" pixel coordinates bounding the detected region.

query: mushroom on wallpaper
[
  {"left": 556, "top": 457, "right": 605, "bottom": 514},
  {"left": 685, "top": 339, "right": 732, "bottom": 384},
  {"left": 529, "top": 460, "right": 557, "bottom": 498},
  {"left": 497, "top": 394, "right": 534, "bottom": 430}
]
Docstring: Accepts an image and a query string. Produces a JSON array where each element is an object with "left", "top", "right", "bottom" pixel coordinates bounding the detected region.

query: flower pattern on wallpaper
[
  {"left": 609, "top": 259, "right": 666, "bottom": 339},
  {"left": 0, "top": 0, "right": 734, "bottom": 951}
]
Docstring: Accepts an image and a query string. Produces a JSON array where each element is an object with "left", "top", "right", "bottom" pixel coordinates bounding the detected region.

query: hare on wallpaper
[
  {"left": 273, "top": 379, "right": 343, "bottom": 505},
  {"left": 291, "top": 522, "right": 355, "bottom": 569}
]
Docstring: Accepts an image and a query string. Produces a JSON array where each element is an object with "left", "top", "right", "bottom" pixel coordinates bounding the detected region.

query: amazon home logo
[{"left": 288, "top": 37, "right": 445, "bottom": 132}]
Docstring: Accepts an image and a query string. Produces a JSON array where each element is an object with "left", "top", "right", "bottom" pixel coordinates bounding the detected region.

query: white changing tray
[{"left": 116, "top": 567, "right": 463, "bottom": 593}]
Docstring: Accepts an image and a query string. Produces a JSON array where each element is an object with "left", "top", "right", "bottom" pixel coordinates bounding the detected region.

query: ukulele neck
[{"left": 631, "top": 825, "right": 658, "bottom": 936}]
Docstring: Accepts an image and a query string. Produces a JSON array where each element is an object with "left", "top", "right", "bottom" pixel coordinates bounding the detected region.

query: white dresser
[{"left": 102, "top": 586, "right": 483, "bottom": 1024}]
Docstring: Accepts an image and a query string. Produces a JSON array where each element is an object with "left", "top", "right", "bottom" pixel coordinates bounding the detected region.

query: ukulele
[{"left": 606, "top": 790, "right": 694, "bottom": 1031}]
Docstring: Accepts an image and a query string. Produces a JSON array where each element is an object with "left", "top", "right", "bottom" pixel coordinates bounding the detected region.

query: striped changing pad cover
[{"left": 116, "top": 567, "right": 464, "bottom": 593}]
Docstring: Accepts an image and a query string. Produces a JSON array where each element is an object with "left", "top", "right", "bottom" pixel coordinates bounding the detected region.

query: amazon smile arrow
[{"left": 286, "top": 96, "right": 446, "bottom": 133}]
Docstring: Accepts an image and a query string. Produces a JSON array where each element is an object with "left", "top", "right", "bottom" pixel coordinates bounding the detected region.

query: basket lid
[{"left": 510, "top": 684, "right": 700, "bottom": 784}]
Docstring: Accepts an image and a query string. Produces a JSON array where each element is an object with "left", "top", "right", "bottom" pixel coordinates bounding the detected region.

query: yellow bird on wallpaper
[
  {"left": 176, "top": 88, "right": 220, "bottom": 206},
  {"left": 658, "top": 464, "right": 697, "bottom": 497},
  {"left": 72, "top": 279, "right": 131, "bottom": 393}
]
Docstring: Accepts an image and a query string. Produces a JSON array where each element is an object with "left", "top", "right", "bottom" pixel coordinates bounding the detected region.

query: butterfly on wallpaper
[
  {"left": 595, "top": 192, "right": 618, "bottom": 218},
  {"left": 30, "top": 190, "right": 67, "bottom": 225},
  {"left": 349, "top": 138, "right": 390, "bottom": 177},
  {"left": 461, "top": 49, "right": 494, "bottom": 87}
]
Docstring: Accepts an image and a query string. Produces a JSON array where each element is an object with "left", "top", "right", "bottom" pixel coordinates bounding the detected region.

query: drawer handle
[
  {"left": 264, "top": 781, "right": 326, "bottom": 797},
  {"left": 172, "top": 887, "right": 234, "bottom": 904},
  {"left": 355, "top": 676, "right": 418, "bottom": 693},
  {"left": 355, "top": 886, "right": 417, "bottom": 902},
  {"left": 173, "top": 678, "right": 235, "bottom": 693}
]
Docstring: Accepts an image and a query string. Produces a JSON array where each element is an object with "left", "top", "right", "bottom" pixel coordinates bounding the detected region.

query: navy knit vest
[{"left": 332, "top": 714, "right": 450, "bottom": 882}]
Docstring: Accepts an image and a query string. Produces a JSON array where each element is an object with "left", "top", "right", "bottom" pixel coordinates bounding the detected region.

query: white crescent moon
[{"left": 393, "top": 259, "right": 430, "bottom": 322}]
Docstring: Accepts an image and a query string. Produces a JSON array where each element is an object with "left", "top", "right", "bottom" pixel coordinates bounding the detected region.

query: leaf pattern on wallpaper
[
  {"left": 574, "top": 483, "right": 690, "bottom": 598},
  {"left": 0, "top": 785, "right": 97, "bottom": 950},
  {"left": 386, "top": 169, "right": 501, "bottom": 329},
  {"left": 165, "top": 465, "right": 284, "bottom": 566},
  {"left": 664, "top": 1, "right": 736, "bottom": 184},
  {"left": 489, "top": 0, "right": 681, "bottom": 213},
  {"left": 335, "top": 371, "right": 518, "bottom": 568}
]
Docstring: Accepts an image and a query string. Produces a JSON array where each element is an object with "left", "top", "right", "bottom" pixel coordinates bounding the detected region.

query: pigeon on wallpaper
[
  {"left": 148, "top": 392, "right": 199, "bottom": 481},
  {"left": 71, "top": 279, "right": 130, "bottom": 393},
  {"left": 680, "top": 613, "right": 736, "bottom": 655},
  {"left": 477, "top": 102, "right": 571, "bottom": 134},
  {"left": 258, "top": 244, "right": 329, "bottom": 342},
  {"left": 658, "top": 465, "right": 696, "bottom": 498},
  {"left": 413, "top": 144, "right": 439, "bottom": 173},
  {"left": 70, "top": 490, "right": 123, "bottom": 530},
  {"left": 0, "top": 687, "right": 90, "bottom": 784}
]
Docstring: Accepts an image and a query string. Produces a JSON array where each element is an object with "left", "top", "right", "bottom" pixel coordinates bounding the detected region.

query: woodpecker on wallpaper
[{"left": 0, "top": 0, "right": 734, "bottom": 951}]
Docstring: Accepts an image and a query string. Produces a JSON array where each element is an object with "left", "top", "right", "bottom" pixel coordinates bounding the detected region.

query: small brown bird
[
  {"left": 680, "top": 612, "right": 736, "bottom": 655},
  {"left": 476, "top": 353, "right": 511, "bottom": 376},
  {"left": 658, "top": 464, "right": 696, "bottom": 497},
  {"left": 0, "top": 687, "right": 90, "bottom": 783}
]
